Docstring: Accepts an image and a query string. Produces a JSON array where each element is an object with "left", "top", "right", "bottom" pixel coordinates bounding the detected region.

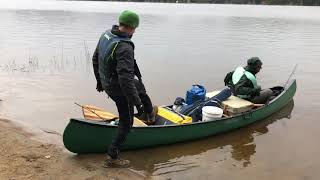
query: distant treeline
[{"left": 87, "top": 0, "right": 320, "bottom": 5}]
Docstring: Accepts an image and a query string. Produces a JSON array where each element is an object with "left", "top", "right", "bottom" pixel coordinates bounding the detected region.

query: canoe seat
[{"left": 206, "top": 91, "right": 254, "bottom": 116}]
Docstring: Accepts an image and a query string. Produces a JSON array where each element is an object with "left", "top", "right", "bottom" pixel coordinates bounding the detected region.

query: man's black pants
[{"left": 107, "top": 93, "right": 153, "bottom": 159}]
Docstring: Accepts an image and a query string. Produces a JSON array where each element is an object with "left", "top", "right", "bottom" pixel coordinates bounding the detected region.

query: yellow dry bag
[{"left": 156, "top": 107, "right": 192, "bottom": 125}]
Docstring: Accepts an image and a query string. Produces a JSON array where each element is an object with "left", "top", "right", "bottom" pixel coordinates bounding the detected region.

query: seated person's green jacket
[{"left": 224, "top": 68, "right": 260, "bottom": 100}]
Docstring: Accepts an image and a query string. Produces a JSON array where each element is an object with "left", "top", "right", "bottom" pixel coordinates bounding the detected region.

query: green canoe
[{"left": 63, "top": 79, "right": 296, "bottom": 154}]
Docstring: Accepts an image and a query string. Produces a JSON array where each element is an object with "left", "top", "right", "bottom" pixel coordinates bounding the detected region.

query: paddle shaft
[{"left": 284, "top": 64, "right": 298, "bottom": 88}]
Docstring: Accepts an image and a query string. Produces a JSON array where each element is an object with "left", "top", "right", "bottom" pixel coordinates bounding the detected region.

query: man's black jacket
[{"left": 92, "top": 25, "right": 145, "bottom": 106}]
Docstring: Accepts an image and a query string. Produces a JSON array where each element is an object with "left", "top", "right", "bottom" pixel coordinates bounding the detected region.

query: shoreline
[{"left": 0, "top": 118, "right": 147, "bottom": 179}]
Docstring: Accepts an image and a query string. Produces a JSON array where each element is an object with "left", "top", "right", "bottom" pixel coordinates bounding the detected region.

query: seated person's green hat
[{"left": 247, "top": 57, "right": 262, "bottom": 67}]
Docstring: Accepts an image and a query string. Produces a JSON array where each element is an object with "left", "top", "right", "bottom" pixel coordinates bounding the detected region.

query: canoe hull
[{"left": 63, "top": 80, "right": 296, "bottom": 153}]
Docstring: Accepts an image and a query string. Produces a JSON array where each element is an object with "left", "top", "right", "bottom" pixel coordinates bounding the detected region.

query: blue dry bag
[
  {"left": 185, "top": 84, "right": 206, "bottom": 105},
  {"left": 180, "top": 87, "right": 232, "bottom": 122}
]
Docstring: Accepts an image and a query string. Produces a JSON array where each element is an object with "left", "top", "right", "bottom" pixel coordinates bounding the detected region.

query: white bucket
[{"left": 202, "top": 106, "right": 223, "bottom": 121}]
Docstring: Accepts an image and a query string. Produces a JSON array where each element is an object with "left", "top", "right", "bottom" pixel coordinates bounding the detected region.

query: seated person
[{"left": 224, "top": 57, "right": 272, "bottom": 104}]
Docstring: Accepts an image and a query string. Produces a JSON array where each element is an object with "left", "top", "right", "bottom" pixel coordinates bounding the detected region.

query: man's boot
[
  {"left": 138, "top": 106, "right": 158, "bottom": 125},
  {"left": 146, "top": 106, "right": 158, "bottom": 125},
  {"left": 104, "top": 157, "right": 130, "bottom": 168}
]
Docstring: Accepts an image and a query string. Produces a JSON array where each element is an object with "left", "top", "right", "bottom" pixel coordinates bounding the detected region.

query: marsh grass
[{"left": 1, "top": 41, "right": 93, "bottom": 74}]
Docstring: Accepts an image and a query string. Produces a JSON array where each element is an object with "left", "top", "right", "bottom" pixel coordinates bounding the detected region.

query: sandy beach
[{"left": 0, "top": 119, "right": 146, "bottom": 180}]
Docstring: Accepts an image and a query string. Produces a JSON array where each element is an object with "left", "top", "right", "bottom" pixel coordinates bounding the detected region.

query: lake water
[{"left": 0, "top": 0, "right": 320, "bottom": 179}]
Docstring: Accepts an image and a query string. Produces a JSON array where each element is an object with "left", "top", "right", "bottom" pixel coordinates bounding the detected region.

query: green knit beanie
[{"left": 118, "top": 10, "right": 139, "bottom": 28}]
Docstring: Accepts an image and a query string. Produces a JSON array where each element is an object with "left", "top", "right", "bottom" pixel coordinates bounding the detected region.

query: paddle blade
[{"left": 82, "top": 105, "right": 117, "bottom": 121}]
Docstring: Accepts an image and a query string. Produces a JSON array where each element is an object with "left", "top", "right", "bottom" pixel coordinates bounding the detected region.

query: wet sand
[{"left": 0, "top": 119, "right": 146, "bottom": 180}]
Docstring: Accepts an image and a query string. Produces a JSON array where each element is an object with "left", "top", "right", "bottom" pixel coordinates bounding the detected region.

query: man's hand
[{"left": 96, "top": 82, "right": 104, "bottom": 92}]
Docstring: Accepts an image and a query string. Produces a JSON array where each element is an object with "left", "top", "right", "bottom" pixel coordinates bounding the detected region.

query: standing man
[
  {"left": 92, "top": 10, "right": 155, "bottom": 167},
  {"left": 224, "top": 57, "right": 273, "bottom": 104}
]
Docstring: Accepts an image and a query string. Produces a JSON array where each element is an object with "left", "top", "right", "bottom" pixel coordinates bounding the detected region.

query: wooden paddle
[
  {"left": 75, "top": 102, "right": 147, "bottom": 126},
  {"left": 75, "top": 103, "right": 117, "bottom": 121}
]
